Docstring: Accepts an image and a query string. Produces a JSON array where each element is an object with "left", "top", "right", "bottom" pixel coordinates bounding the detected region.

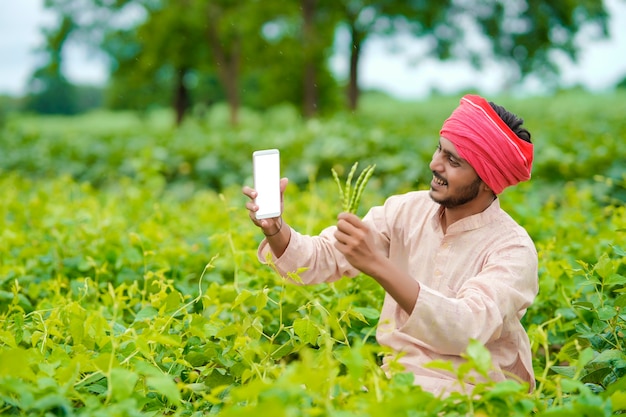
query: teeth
[{"left": 433, "top": 176, "right": 447, "bottom": 186}]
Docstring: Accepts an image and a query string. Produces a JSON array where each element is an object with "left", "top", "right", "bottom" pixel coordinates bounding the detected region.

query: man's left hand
[{"left": 333, "top": 212, "right": 381, "bottom": 275}]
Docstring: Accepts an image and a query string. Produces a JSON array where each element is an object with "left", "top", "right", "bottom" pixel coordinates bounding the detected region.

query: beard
[{"left": 430, "top": 176, "right": 483, "bottom": 209}]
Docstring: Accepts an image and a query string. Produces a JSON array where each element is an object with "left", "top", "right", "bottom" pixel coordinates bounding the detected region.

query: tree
[
  {"left": 106, "top": 0, "right": 280, "bottom": 125},
  {"left": 36, "top": 0, "right": 611, "bottom": 117},
  {"left": 333, "top": 0, "right": 609, "bottom": 110},
  {"left": 24, "top": 15, "right": 78, "bottom": 114},
  {"left": 247, "top": 0, "right": 340, "bottom": 118},
  {"left": 104, "top": 0, "right": 211, "bottom": 125},
  {"left": 32, "top": 0, "right": 141, "bottom": 114},
  {"left": 202, "top": 0, "right": 248, "bottom": 126},
  {"left": 451, "top": 1, "right": 609, "bottom": 87}
]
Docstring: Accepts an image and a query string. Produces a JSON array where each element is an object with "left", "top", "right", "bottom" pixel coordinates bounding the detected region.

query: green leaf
[
  {"left": 0, "top": 348, "right": 37, "bottom": 381},
  {"left": 424, "top": 359, "right": 455, "bottom": 373},
  {"left": 11, "top": 312, "right": 24, "bottom": 345},
  {"left": 610, "top": 389, "right": 626, "bottom": 412},
  {"left": 134, "top": 306, "right": 158, "bottom": 322},
  {"left": 293, "top": 318, "right": 319, "bottom": 346},
  {"left": 164, "top": 291, "right": 183, "bottom": 314},
  {"left": 463, "top": 339, "right": 492, "bottom": 376},
  {"left": 254, "top": 289, "right": 268, "bottom": 310},
  {"left": 31, "top": 394, "right": 72, "bottom": 414},
  {"left": 605, "top": 374, "right": 626, "bottom": 396},
  {"left": 389, "top": 372, "right": 416, "bottom": 388},
  {"left": 285, "top": 267, "right": 308, "bottom": 284},
  {"left": 216, "top": 323, "right": 240, "bottom": 338},
  {"left": 232, "top": 290, "right": 252, "bottom": 309},
  {"left": 270, "top": 342, "right": 294, "bottom": 359},
  {"left": 590, "top": 349, "right": 626, "bottom": 367},
  {"left": 147, "top": 373, "right": 181, "bottom": 406},
  {"left": 560, "top": 378, "right": 585, "bottom": 394},
  {"left": 581, "top": 367, "right": 612, "bottom": 385},
  {"left": 615, "top": 294, "right": 626, "bottom": 308},
  {"left": 352, "top": 306, "right": 380, "bottom": 321},
  {"left": 551, "top": 365, "right": 577, "bottom": 378},
  {"left": 483, "top": 380, "right": 526, "bottom": 398},
  {"left": 594, "top": 253, "right": 615, "bottom": 280},
  {"left": 75, "top": 372, "right": 106, "bottom": 390},
  {"left": 334, "top": 344, "right": 366, "bottom": 379},
  {"left": 605, "top": 274, "right": 626, "bottom": 287},
  {"left": 572, "top": 301, "right": 595, "bottom": 311},
  {"left": 597, "top": 306, "right": 617, "bottom": 321},
  {"left": 578, "top": 347, "right": 595, "bottom": 368},
  {"left": 109, "top": 368, "right": 139, "bottom": 401},
  {"left": 612, "top": 245, "right": 626, "bottom": 257}
]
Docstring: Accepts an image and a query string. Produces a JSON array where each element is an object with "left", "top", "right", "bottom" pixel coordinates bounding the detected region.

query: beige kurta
[{"left": 258, "top": 190, "right": 538, "bottom": 395}]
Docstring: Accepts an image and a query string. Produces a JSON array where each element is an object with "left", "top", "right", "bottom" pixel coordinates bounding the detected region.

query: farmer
[{"left": 242, "top": 94, "right": 538, "bottom": 396}]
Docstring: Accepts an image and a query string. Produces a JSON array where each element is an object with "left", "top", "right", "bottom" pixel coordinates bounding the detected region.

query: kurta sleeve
[
  {"left": 399, "top": 242, "right": 538, "bottom": 356},
  {"left": 256, "top": 193, "right": 404, "bottom": 285},
  {"left": 257, "top": 225, "right": 361, "bottom": 285}
]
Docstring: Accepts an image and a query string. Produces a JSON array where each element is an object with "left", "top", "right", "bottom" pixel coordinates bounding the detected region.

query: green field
[{"left": 1, "top": 90, "right": 626, "bottom": 416}]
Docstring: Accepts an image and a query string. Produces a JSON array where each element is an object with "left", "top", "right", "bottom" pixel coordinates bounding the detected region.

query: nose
[{"left": 429, "top": 149, "right": 443, "bottom": 172}]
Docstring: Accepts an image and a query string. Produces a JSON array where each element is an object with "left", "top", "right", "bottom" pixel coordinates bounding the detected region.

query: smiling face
[{"left": 428, "top": 137, "right": 485, "bottom": 209}]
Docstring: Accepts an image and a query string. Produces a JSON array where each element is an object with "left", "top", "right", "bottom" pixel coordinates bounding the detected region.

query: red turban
[{"left": 439, "top": 94, "right": 534, "bottom": 194}]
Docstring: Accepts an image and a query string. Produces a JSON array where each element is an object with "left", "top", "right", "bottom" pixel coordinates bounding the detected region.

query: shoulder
[{"left": 490, "top": 208, "right": 537, "bottom": 256}]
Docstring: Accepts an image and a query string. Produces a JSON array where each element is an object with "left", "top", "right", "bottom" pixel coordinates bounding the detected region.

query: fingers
[
  {"left": 337, "top": 211, "right": 360, "bottom": 224},
  {"left": 334, "top": 213, "right": 370, "bottom": 254},
  {"left": 335, "top": 218, "right": 361, "bottom": 244},
  {"left": 243, "top": 185, "right": 260, "bottom": 227},
  {"left": 243, "top": 179, "right": 288, "bottom": 233},
  {"left": 335, "top": 219, "right": 355, "bottom": 237},
  {"left": 336, "top": 212, "right": 364, "bottom": 234},
  {"left": 242, "top": 185, "right": 257, "bottom": 200},
  {"left": 245, "top": 199, "right": 258, "bottom": 212}
]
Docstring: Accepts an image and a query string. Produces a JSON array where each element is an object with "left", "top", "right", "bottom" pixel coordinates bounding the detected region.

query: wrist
[{"left": 263, "top": 217, "right": 283, "bottom": 237}]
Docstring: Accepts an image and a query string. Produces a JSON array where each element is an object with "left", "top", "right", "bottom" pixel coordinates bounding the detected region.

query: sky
[{"left": 2, "top": 0, "right": 626, "bottom": 100}]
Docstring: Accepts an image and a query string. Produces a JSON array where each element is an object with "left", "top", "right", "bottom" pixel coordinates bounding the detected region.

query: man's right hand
[
  {"left": 242, "top": 177, "right": 289, "bottom": 236},
  {"left": 243, "top": 177, "right": 291, "bottom": 258}
]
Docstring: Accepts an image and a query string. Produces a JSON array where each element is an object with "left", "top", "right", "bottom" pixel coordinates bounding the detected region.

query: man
[{"left": 243, "top": 94, "right": 538, "bottom": 396}]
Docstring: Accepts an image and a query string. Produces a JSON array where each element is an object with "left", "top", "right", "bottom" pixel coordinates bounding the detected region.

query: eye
[
  {"left": 436, "top": 144, "right": 442, "bottom": 153},
  {"left": 448, "top": 156, "right": 460, "bottom": 167}
]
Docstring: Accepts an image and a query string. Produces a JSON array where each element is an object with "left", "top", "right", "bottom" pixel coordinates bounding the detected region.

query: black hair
[{"left": 489, "top": 102, "right": 532, "bottom": 143}]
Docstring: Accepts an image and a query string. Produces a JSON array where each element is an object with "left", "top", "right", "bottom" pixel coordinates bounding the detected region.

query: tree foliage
[
  {"left": 24, "top": 15, "right": 78, "bottom": 115},
  {"left": 33, "top": 0, "right": 610, "bottom": 120}
]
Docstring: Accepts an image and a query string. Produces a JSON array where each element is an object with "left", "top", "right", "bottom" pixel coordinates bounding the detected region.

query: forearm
[
  {"left": 367, "top": 258, "right": 420, "bottom": 315},
  {"left": 259, "top": 225, "right": 360, "bottom": 285}
]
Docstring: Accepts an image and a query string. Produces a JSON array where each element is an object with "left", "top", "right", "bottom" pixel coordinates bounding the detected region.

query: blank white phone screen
[{"left": 253, "top": 149, "right": 281, "bottom": 219}]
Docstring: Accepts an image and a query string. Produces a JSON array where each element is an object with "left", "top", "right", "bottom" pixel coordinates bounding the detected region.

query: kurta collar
[{"left": 430, "top": 198, "right": 501, "bottom": 235}]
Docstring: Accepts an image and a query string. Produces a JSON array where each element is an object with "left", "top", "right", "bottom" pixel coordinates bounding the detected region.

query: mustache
[{"left": 432, "top": 171, "right": 447, "bottom": 183}]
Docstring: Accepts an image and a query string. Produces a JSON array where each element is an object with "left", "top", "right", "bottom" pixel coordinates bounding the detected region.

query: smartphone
[{"left": 253, "top": 149, "right": 281, "bottom": 220}]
